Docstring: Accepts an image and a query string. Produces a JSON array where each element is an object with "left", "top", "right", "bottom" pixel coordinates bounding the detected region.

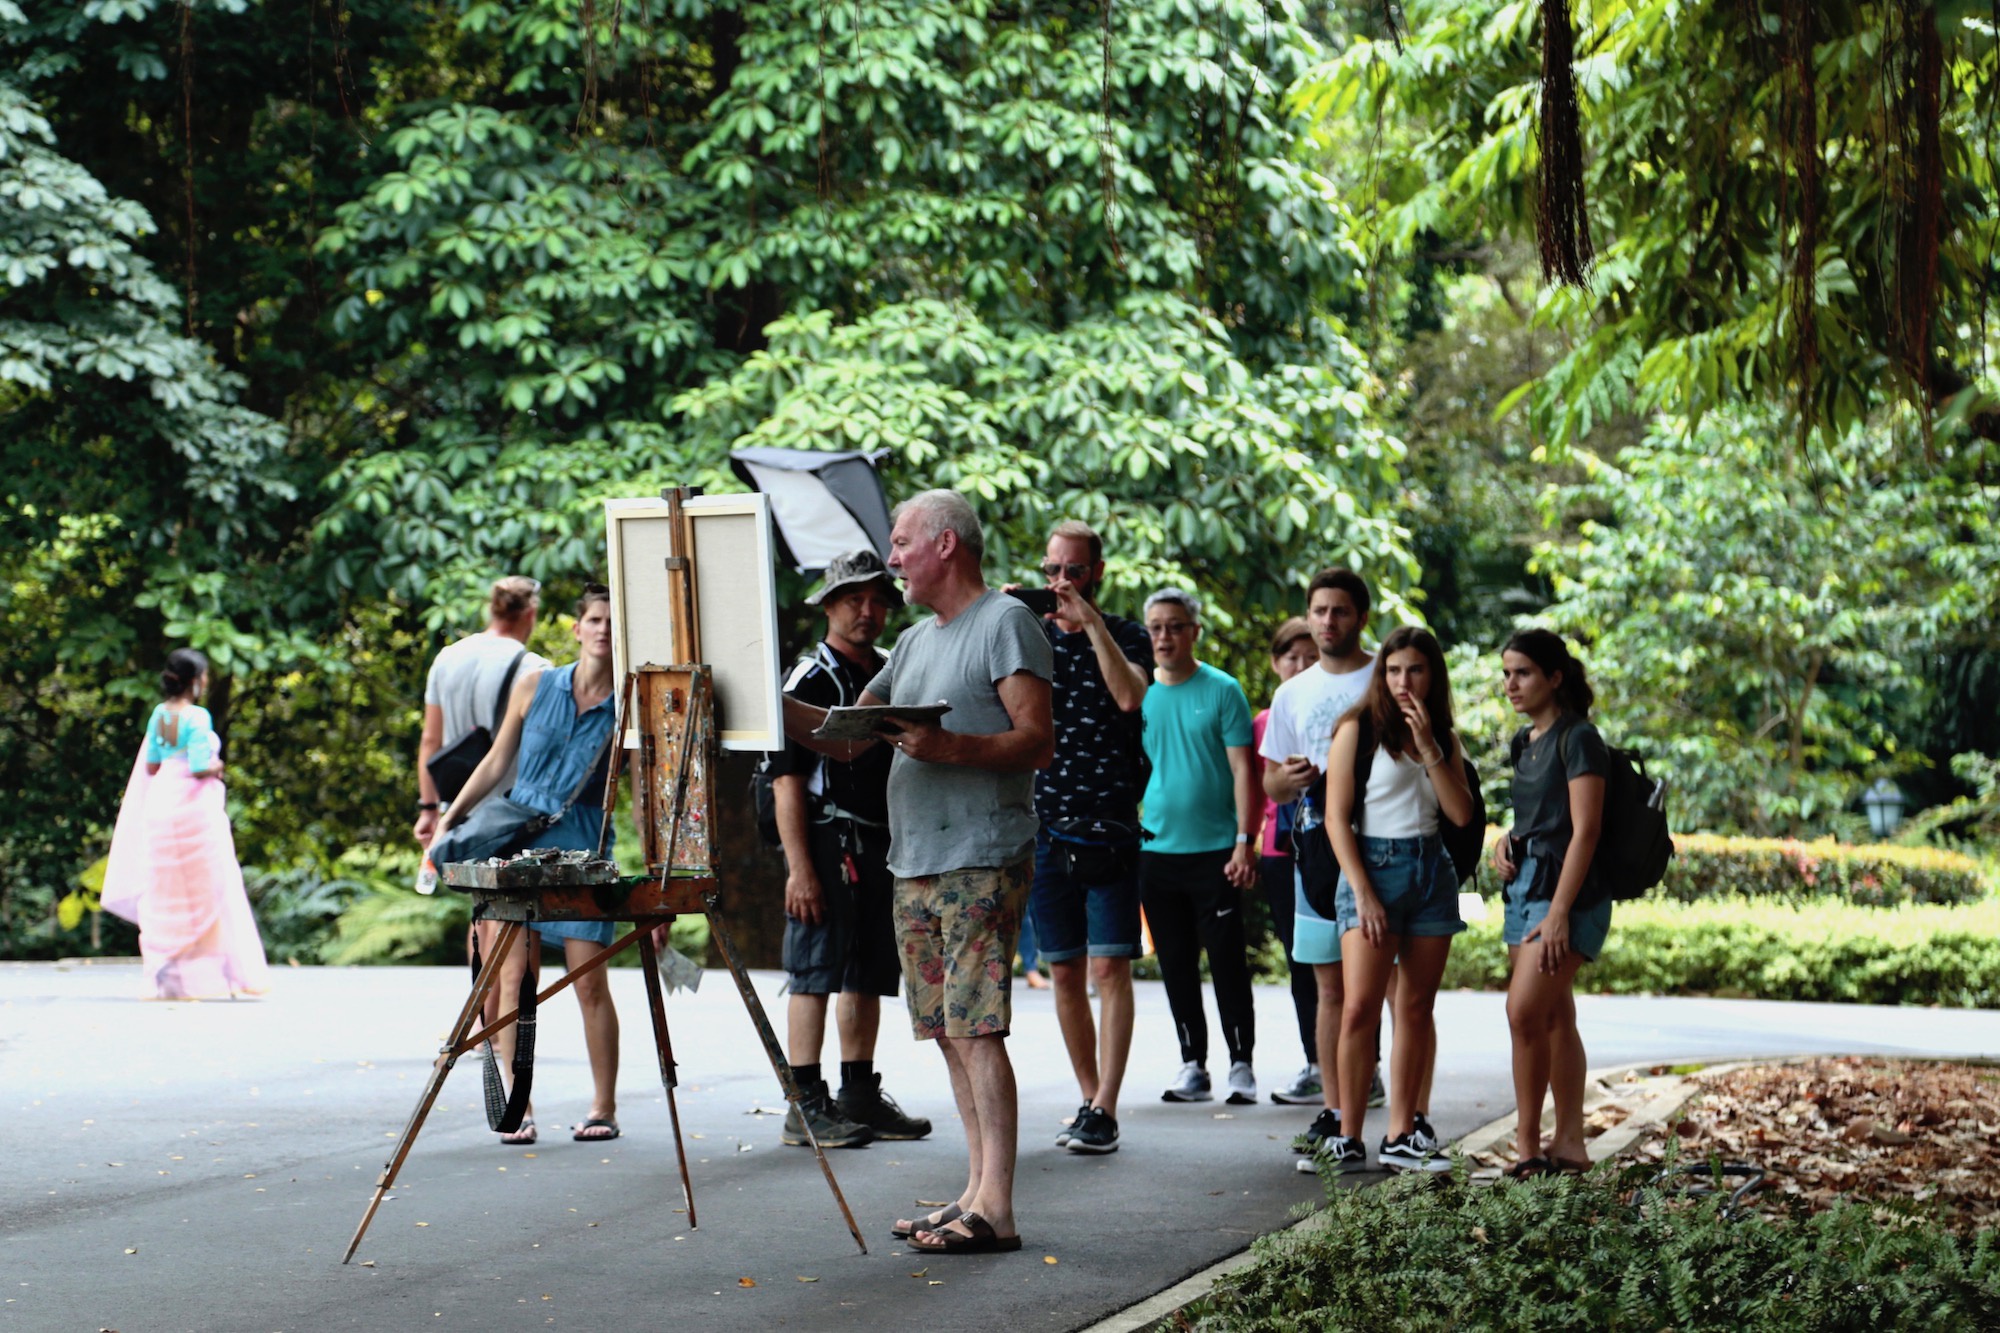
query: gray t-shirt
[
  {"left": 865, "top": 590, "right": 1054, "bottom": 878},
  {"left": 424, "top": 633, "right": 550, "bottom": 798}
]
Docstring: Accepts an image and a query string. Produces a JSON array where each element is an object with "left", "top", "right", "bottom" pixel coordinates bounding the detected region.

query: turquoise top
[
  {"left": 144, "top": 703, "right": 220, "bottom": 774},
  {"left": 510, "top": 663, "right": 617, "bottom": 817},
  {"left": 1140, "top": 661, "right": 1254, "bottom": 854}
]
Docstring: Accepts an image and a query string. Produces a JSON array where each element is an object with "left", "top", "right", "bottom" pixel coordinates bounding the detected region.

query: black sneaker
[
  {"left": 1291, "top": 1107, "right": 1341, "bottom": 1155},
  {"left": 1065, "top": 1106, "right": 1120, "bottom": 1154},
  {"left": 1411, "top": 1113, "right": 1441, "bottom": 1153},
  {"left": 1380, "top": 1131, "right": 1451, "bottom": 1173},
  {"left": 1055, "top": 1101, "right": 1093, "bottom": 1148},
  {"left": 1298, "top": 1133, "right": 1367, "bottom": 1175},
  {"left": 835, "top": 1072, "right": 932, "bottom": 1140},
  {"left": 783, "top": 1078, "right": 874, "bottom": 1148}
]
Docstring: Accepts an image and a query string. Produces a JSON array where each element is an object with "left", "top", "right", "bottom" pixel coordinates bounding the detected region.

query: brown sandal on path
[
  {"left": 1505, "top": 1156, "right": 1555, "bottom": 1179},
  {"left": 1550, "top": 1155, "right": 1592, "bottom": 1174},
  {"left": 891, "top": 1203, "right": 963, "bottom": 1240},
  {"left": 907, "top": 1210, "right": 1022, "bottom": 1255}
]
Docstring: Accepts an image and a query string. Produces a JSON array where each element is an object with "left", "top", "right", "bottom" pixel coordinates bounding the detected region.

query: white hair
[{"left": 893, "top": 489, "right": 985, "bottom": 562}]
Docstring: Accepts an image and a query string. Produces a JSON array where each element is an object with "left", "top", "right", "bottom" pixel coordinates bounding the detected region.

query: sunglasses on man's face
[{"left": 1041, "top": 561, "right": 1091, "bottom": 581}]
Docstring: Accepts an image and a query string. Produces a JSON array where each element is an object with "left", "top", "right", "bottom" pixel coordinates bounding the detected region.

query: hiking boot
[
  {"left": 1162, "top": 1061, "right": 1212, "bottom": 1103},
  {"left": 1291, "top": 1107, "right": 1341, "bottom": 1155},
  {"left": 1055, "top": 1101, "right": 1093, "bottom": 1148},
  {"left": 1270, "top": 1064, "right": 1322, "bottom": 1105},
  {"left": 1065, "top": 1106, "right": 1120, "bottom": 1154},
  {"left": 1224, "top": 1061, "right": 1257, "bottom": 1106},
  {"left": 782, "top": 1079, "right": 874, "bottom": 1148},
  {"left": 1298, "top": 1133, "right": 1367, "bottom": 1176},
  {"left": 1380, "top": 1131, "right": 1452, "bottom": 1173},
  {"left": 836, "top": 1072, "right": 931, "bottom": 1140},
  {"left": 1368, "top": 1066, "right": 1387, "bottom": 1108}
]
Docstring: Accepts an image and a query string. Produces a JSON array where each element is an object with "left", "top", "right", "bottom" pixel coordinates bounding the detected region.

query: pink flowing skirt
[{"left": 101, "top": 752, "right": 271, "bottom": 999}]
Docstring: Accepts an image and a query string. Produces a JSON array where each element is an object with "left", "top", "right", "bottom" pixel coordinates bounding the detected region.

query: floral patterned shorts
[{"left": 893, "top": 858, "right": 1033, "bottom": 1041}]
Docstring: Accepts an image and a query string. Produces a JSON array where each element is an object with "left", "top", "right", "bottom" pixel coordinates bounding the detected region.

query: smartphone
[
  {"left": 1008, "top": 587, "right": 1059, "bottom": 616},
  {"left": 1285, "top": 754, "right": 1307, "bottom": 765}
]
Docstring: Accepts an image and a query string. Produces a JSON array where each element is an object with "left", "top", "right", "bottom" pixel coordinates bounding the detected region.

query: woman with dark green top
[{"left": 1489, "top": 630, "right": 1609, "bottom": 1178}]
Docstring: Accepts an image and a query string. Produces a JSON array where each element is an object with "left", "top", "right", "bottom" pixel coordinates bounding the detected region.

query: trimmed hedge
[
  {"left": 1440, "top": 898, "right": 2000, "bottom": 1008},
  {"left": 1195, "top": 1168, "right": 2000, "bottom": 1331},
  {"left": 1656, "top": 834, "right": 1988, "bottom": 906}
]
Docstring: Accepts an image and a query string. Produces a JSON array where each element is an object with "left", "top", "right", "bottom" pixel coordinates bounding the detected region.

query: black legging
[
  {"left": 1140, "top": 849, "right": 1255, "bottom": 1067},
  {"left": 1259, "top": 852, "right": 1318, "bottom": 1066}
]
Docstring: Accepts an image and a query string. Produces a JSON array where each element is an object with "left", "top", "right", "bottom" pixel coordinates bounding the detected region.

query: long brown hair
[{"left": 1344, "top": 625, "right": 1456, "bottom": 760}]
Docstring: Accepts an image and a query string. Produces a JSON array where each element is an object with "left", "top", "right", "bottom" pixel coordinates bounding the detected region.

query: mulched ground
[{"left": 1629, "top": 1056, "right": 2000, "bottom": 1231}]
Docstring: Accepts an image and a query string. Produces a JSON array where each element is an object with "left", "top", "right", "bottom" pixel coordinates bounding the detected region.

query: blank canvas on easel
[{"left": 604, "top": 492, "right": 785, "bottom": 752}]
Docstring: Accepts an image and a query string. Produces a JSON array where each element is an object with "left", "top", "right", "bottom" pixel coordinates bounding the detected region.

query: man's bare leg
[
  {"left": 919, "top": 1033, "right": 1018, "bottom": 1240},
  {"left": 1088, "top": 957, "right": 1133, "bottom": 1117},
  {"left": 836, "top": 992, "right": 880, "bottom": 1063},
  {"left": 1048, "top": 957, "right": 1100, "bottom": 1106}
]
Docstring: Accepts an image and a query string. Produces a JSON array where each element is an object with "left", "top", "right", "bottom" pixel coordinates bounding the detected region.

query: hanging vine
[{"left": 1536, "top": 0, "right": 1593, "bottom": 287}]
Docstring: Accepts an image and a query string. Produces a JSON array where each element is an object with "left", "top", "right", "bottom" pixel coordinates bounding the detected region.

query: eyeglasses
[
  {"left": 1146, "top": 621, "right": 1195, "bottom": 637},
  {"left": 1040, "top": 561, "right": 1091, "bottom": 581}
]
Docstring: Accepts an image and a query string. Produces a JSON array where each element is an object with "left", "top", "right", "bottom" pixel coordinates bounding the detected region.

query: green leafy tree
[{"left": 1533, "top": 410, "right": 2000, "bottom": 834}]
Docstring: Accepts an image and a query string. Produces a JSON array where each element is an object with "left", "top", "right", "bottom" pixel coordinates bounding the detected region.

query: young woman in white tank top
[{"left": 1313, "top": 627, "right": 1475, "bottom": 1175}]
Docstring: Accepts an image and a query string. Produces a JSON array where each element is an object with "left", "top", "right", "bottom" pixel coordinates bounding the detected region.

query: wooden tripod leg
[
  {"left": 705, "top": 895, "right": 868, "bottom": 1255},
  {"left": 636, "top": 927, "right": 698, "bottom": 1228},
  {"left": 343, "top": 921, "right": 523, "bottom": 1264}
]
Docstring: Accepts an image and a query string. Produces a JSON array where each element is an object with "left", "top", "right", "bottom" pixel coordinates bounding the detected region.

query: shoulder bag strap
[{"left": 490, "top": 648, "right": 528, "bottom": 728}]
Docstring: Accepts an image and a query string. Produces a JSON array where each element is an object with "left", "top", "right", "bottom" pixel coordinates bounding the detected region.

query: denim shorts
[
  {"left": 1333, "top": 834, "right": 1466, "bottom": 941},
  {"left": 1028, "top": 825, "right": 1142, "bottom": 962},
  {"left": 1502, "top": 854, "right": 1613, "bottom": 961}
]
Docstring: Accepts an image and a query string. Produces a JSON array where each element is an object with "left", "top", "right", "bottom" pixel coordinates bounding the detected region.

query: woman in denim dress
[
  {"left": 1489, "top": 629, "right": 1610, "bottom": 1177},
  {"left": 438, "top": 585, "right": 621, "bottom": 1145}
]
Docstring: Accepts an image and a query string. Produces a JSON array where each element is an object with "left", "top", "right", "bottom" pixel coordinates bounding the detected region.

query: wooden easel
[{"left": 343, "top": 488, "right": 865, "bottom": 1263}]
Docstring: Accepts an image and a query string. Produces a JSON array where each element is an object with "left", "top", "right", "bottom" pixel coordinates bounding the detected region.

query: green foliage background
[{"left": 3, "top": 0, "right": 1997, "bottom": 961}]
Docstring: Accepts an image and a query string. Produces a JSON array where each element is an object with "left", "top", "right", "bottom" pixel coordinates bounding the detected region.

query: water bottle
[{"left": 415, "top": 855, "right": 439, "bottom": 896}]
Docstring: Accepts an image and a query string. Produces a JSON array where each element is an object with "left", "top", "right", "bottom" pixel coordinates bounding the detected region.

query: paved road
[{"left": 4, "top": 960, "right": 1996, "bottom": 1333}]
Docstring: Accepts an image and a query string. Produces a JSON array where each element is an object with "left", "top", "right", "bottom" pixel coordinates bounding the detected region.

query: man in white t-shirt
[
  {"left": 413, "top": 576, "right": 549, "bottom": 848},
  {"left": 1258, "top": 568, "right": 1377, "bottom": 1162}
]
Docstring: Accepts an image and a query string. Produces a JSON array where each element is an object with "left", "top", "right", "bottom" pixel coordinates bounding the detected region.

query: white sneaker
[
  {"left": 1225, "top": 1061, "right": 1257, "bottom": 1105},
  {"left": 1161, "top": 1061, "right": 1212, "bottom": 1102},
  {"left": 1270, "top": 1064, "right": 1322, "bottom": 1105}
]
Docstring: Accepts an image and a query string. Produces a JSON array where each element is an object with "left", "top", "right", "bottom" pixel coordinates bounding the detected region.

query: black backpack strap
[
  {"left": 1347, "top": 711, "right": 1376, "bottom": 832},
  {"left": 471, "top": 912, "right": 537, "bottom": 1133}
]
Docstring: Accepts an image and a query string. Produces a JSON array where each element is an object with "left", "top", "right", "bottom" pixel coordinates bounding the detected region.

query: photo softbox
[{"left": 729, "top": 446, "right": 892, "bottom": 574}]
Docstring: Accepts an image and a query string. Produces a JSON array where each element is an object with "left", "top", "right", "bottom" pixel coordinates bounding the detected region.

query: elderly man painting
[{"left": 782, "top": 489, "right": 1054, "bottom": 1256}]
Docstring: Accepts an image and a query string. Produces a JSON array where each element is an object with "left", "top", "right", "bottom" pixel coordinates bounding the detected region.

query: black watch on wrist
[{"left": 417, "top": 801, "right": 440, "bottom": 812}]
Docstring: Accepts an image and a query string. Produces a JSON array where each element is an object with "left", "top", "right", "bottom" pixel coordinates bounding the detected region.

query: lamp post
[{"left": 1862, "top": 779, "right": 1907, "bottom": 838}]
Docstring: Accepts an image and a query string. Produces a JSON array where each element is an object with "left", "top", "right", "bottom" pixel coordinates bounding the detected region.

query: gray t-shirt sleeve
[
  {"left": 990, "top": 600, "right": 1055, "bottom": 686},
  {"left": 1562, "top": 722, "right": 1610, "bottom": 779}
]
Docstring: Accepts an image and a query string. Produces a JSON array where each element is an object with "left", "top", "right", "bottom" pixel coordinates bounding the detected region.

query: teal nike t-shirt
[{"left": 1140, "top": 661, "right": 1254, "bottom": 854}]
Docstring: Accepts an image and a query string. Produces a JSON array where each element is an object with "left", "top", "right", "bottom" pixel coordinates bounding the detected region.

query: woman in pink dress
[{"left": 101, "top": 649, "right": 271, "bottom": 999}]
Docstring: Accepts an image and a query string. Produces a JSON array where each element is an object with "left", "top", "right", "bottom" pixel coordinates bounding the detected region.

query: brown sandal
[
  {"left": 1505, "top": 1156, "right": 1555, "bottom": 1179},
  {"left": 1550, "top": 1155, "right": 1592, "bottom": 1174},
  {"left": 907, "top": 1210, "right": 1022, "bottom": 1254},
  {"left": 891, "top": 1203, "right": 962, "bottom": 1240}
]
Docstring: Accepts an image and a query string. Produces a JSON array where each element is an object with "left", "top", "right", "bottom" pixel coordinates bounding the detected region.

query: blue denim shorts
[
  {"left": 1029, "top": 826, "right": 1142, "bottom": 963},
  {"left": 1502, "top": 854, "right": 1613, "bottom": 961},
  {"left": 1333, "top": 835, "right": 1466, "bottom": 941}
]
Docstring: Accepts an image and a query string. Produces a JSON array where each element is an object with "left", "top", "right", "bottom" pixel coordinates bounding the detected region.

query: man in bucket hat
[{"left": 763, "top": 549, "right": 931, "bottom": 1148}]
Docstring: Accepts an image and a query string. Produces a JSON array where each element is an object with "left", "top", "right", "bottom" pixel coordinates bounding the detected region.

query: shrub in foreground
[
  {"left": 1197, "top": 1168, "right": 2000, "bottom": 1332},
  {"left": 1440, "top": 898, "right": 2000, "bottom": 1007}
]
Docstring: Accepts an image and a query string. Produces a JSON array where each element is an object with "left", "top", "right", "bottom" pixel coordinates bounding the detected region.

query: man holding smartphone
[{"left": 1021, "top": 521, "right": 1152, "bottom": 1152}]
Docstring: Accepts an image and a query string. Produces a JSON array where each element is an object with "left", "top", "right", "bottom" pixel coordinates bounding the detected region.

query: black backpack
[
  {"left": 1350, "top": 711, "right": 1487, "bottom": 886},
  {"left": 1511, "top": 722, "right": 1674, "bottom": 900}
]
